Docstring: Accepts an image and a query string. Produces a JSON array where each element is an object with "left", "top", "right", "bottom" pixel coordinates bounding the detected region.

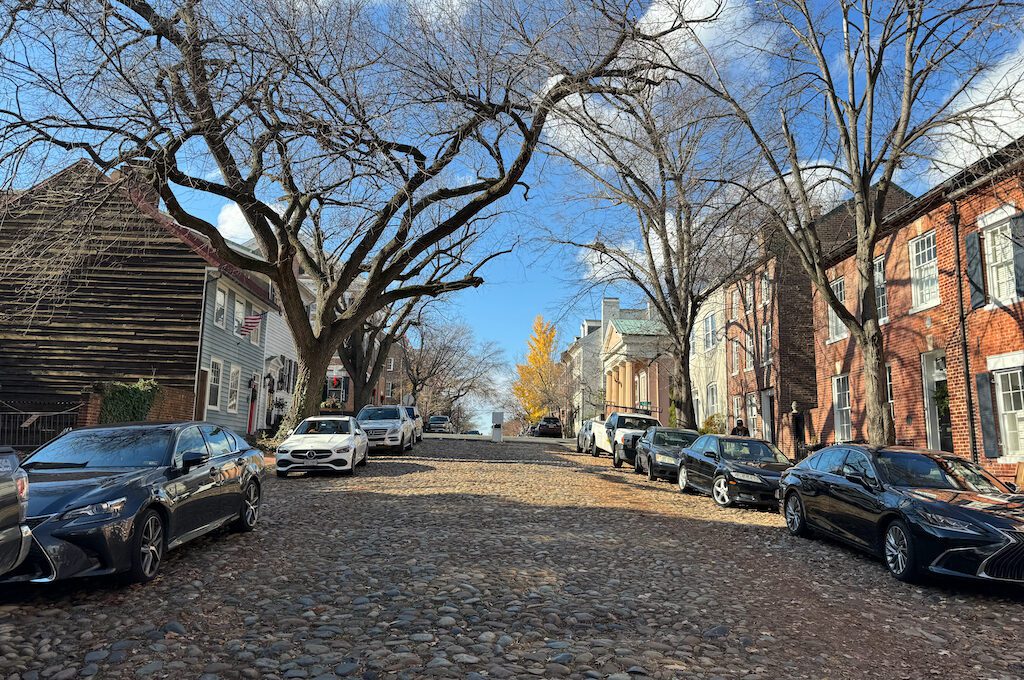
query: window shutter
[
  {"left": 964, "top": 231, "right": 986, "bottom": 309},
  {"left": 975, "top": 372, "right": 999, "bottom": 459},
  {"left": 1011, "top": 214, "right": 1024, "bottom": 298}
]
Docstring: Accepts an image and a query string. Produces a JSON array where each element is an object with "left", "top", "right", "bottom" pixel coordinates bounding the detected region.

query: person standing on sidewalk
[{"left": 731, "top": 419, "right": 750, "bottom": 436}]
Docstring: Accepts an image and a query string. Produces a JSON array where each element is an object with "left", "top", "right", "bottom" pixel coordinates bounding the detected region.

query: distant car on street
[
  {"left": 357, "top": 405, "right": 415, "bottom": 452},
  {"left": 781, "top": 445, "right": 1024, "bottom": 584},
  {"left": 276, "top": 416, "right": 369, "bottom": 477},
  {"left": 678, "top": 434, "right": 791, "bottom": 507},
  {"left": 4, "top": 422, "right": 265, "bottom": 584},
  {"left": 576, "top": 419, "right": 594, "bottom": 453},
  {"left": 424, "top": 415, "right": 454, "bottom": 434},
  {"left": 535, "top": 416, "right": 563, "bottom": 438},
  {"left": 0, "top": 447, "right": 31, "bottom": 578},
  {"left": 461, "top": 430, "right": 482, "bottom": 436},
  {"left": 635, "top": 427, "right": 700, "bottom": 481},
  {"left": 404, "top": 406, "right": 424, "bottom": 442}
]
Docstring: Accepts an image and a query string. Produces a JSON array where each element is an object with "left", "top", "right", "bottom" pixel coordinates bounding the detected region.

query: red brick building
[{"left": 808, "top": 142, "right": 1024, "bottom": 479}]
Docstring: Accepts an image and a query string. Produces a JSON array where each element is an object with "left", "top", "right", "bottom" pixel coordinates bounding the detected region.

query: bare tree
[
  {"left": 547, "top": 83, "right": 767, "bottom": 428},
  {"left": 0, "top": 0, "right": 684, "bottom": 431},
  {"left": 660, "top": 0, "right": 1024, "bottom": 445}
]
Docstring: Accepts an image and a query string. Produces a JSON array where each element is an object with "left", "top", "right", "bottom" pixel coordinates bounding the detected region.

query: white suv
[{"left": 357, "top": 405, "right": 416, "bottom": 453}]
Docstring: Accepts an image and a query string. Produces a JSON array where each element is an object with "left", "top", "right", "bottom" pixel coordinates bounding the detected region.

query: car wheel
[
  {"left": 612, "top": 444, "right": 623, "bottom": 468},
  {"left": 276, "top": 470, "right": 288, "bottom": 478},
  {"left": 712, "top": 476, "right": 734, "bottom": 507},
  {"left": 233, "top": 482, "right": 261, "bottom": 532},
  {"left": 576, "top": 439, "right": 582, "bottom": 453},
  {"left": 590, "top": 439, "right": 599, "bottom": 457},
  {"left": 358, "top": 449, "right": 368, "bottom": 466},
  {"left": 646, "top": 457, "right": 656, "bottom": 482},
  {"left": 784, "top": 492, "right": 810, "bottom": 537},
  {"left": 884, "top": 519, "right": 920, "bottom": 583},
  {"left": 633, "top": 451, "right": 643, "bottom": 474},
  {"left": 677, "top": 465, "right": 689, "bottom": 493},
  {"left": 405, "top": 435, "right": 413, "bottom": 451},
  {"left": 127, "top": 508, "right": 165, "bottom": 584}
]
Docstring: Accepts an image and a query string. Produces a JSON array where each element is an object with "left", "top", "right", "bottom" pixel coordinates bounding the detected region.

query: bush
[
  {"left": 699, "top": 413, "right": 726, "bottom": 435},
  {"left": 98, "top": 379, "right": 160, "bottom": 424}
]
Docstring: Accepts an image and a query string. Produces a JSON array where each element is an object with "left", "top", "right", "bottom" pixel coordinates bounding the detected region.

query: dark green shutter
[
  {"left": 975, "top": 372, "right": 999, "bottom": 459},
  {"left": 1011, "top": 214, "right": 1024, "bottom": 298},
  {"left": 965, "top": 231, "right": 986, "bottom": 309}
]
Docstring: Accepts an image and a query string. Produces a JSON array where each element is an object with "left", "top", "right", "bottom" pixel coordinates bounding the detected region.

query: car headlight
[
  {"left": 277, "top": 448, "right": 290, "bottom": 455},
  {"left": 654, "top": 454, "right": 676, "bottom": 464},
  {"left": 62, "top": 497, "right": 128, "bottom": 522},
  {"left": 917, "top": 509, "right": 982, "bottom": 534},
  {"left": 333, "top": 446, "right": 352, "bottom": 454},
  {"left": 387, "top": 427, "right": 400, "bottom": 435},
  {"left": 730, "top": 471, "right": 763, "bottom": 484}
]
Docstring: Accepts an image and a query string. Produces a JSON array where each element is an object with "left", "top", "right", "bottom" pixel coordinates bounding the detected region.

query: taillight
[{"left": 13, "top": 468, "right": 28, "bottom": 519}]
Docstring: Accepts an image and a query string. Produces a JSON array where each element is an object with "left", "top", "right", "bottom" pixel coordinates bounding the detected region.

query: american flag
[{"left": 239, "top": 312, "right": 265, "bottom": 337}]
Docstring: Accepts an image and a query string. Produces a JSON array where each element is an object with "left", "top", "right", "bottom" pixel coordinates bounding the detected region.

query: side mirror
[
  {"left": 845, "top": 472, "right": 875, "bottom": 491},
  {"left": 286, "top": 428, "right": 294, "bottom": 437},
  {"left": 704, "top": 450, "right": 718, "bottom": 460},
  {"left": 180, "top": 450, "right": 210, "bottom": 472}
]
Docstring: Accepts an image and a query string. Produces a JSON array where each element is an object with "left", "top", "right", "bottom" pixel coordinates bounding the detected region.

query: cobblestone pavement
[{"left": 2, "top": 438, "right": 1023, "bottom": 680}]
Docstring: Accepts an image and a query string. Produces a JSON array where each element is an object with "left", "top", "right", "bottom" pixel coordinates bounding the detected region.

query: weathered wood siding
[{"left": 0, "top": 164, "right": 205, "bottom": 409}]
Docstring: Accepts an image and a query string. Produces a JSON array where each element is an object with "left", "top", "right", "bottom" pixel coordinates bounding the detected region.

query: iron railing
[{"left": 0, "top": 403, "right": 78, "bottom": 451}]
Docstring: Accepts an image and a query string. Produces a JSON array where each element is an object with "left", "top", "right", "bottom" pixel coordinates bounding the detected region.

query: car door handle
[{"left": 209, "top": 467, "right": 219, "bottom": 478}]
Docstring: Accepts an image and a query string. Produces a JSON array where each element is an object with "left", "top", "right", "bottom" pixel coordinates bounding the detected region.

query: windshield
[
  {"left": 654, "top": 431, "right": 698, "bottom": 448},
  {"left": 720, "top": 439, "right": 790, "bottom": 464},
  {"left": 429, "top": 416, "right": 448, "bottom": 423},
  {"left": 25, "top": 427, "right": 172, "bottom": 469},
  {"left": 877, "top": 452, "right": 1009, "bottom": 493},
  {"left": 359, "top": 407, "right": 401, "bottom": 421},
  {"left": 295, "top": 419, "right": 350, "bottom": 435},
  {"left": 618, "top": 416, "right": 658, "bottom": 430}
]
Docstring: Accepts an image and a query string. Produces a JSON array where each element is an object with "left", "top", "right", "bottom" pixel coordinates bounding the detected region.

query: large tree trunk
[
  {"left": 669, "top": 348, "right": 697, "bottom": 429},
  {"left": 277, "top": 341, "right": 335, "bottom": 436},
  {"left": 854, "top": 248, "right": 896, "bottom": 447}
]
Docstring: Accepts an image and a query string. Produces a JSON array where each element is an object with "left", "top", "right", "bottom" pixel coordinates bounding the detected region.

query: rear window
[{"left": 429, "top": 416, "right": 448, "bottom": 423}]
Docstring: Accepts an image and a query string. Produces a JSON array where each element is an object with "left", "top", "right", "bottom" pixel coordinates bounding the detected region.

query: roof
[
  {"left": 303, "top": 415, "right": 355, "bottom": 421},
  {"left": 611, "top": 318, "right": 668, "bottom": 336}
]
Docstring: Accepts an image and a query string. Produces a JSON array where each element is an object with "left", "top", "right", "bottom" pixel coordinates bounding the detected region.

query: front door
[{"left": 922, "top": 351, "right": 953, "bottom": 452}]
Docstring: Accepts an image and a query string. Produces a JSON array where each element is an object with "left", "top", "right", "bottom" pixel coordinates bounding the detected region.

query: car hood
[
  {"left": 727, "top": 460, "right": 790, "bottom": 476},
  {"left": 360, "top": 419, "right": 402, "bottom": 429},
  {"left": 24, "top": 468, "right": 154, "bottom": 517},
  {"left": 906, "top": 488, "right": 1024, "bottom": 528},
  {"left": 280, "top": 433, "right": 353, "bottom": 450}
]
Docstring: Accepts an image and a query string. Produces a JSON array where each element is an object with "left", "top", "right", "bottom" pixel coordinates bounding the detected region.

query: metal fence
[{"left": 0, "top": 403, "right": 79, "bottom": 451}]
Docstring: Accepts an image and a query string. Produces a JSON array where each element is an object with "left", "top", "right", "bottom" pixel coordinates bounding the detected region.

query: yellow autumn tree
[{"left": 512, "top": 315, "right": 562, "bottom": 422}]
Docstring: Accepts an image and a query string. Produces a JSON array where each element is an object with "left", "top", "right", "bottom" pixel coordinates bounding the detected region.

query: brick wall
[{"left": 147, "top": 386, "right": 196, "bottom": 422}]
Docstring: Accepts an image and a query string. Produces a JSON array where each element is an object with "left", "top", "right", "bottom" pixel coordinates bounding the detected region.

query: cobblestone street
[{"left": 2, "top": 438, "right": 1023, "bottom": 680}]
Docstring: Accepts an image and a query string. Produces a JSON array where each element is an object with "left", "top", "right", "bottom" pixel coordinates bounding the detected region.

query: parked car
[
  {"left": 635, "top": 427, "right": 700, "bottom": 481},
  {"left": 357, "top": 405, "right": 415, "bottom": 452},
  {"left": 576, "top": 419, "right": 594, "bottom": 453},
  {"left": 424, "top": 415, "right": 454, "bottom": 434},
  {"left": 3, "top": 422, "right": 265, "bottom": 584},
  {"left": 461, "top": 430, "right": 482, "bottom": 436},
  {"left": 276, "top": 416, "right": 369, "bottom": 477},
  {"left": 405, "top": 406, "right": 424, "bottom": 442},
  {"left": 781, "top": 445, "right": 1024, "bottom": 583},
  {"left": 591, "top": 412, "right": 661, "bottom": 468},
  {"left": 536, "top": 416, "right": 563, "bottom": 438},
  {"left": 0, "top": 447, "right": 31, "bottom": 577},
  {"left": 678, "top": 434, "right": 791, "bottom": 507}
]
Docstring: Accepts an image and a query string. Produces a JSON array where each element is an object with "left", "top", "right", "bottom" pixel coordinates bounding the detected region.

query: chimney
[
  {"left": 111, "top": 161, "right": 160, "bottom": 209},
  {"left": 601, "top": 297, "right": 620, "bottom": 339}
]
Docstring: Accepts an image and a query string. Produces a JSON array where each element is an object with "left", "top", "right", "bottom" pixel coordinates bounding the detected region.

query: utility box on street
[{"left": 491, "top": 411, "right": 504, "bottom": 443}]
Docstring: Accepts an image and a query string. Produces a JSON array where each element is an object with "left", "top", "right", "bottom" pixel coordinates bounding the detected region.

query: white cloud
[{"left": 216, "top": 202, "right": 254, "bottom": 242}]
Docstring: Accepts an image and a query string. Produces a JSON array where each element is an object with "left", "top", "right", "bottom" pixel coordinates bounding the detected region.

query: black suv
[{"left": 535, "top": 416, "right": 563, "bottom": 438}]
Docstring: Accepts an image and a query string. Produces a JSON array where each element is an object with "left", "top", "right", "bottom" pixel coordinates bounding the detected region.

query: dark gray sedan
[{"left": 634, "top": 427, "right": 700, "bottom": 481}]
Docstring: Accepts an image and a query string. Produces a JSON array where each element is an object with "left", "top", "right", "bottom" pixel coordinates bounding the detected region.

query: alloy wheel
[
  {"left": 785, "top": 495, "right": 802, "bottom": 532},
  {"left": 677, "top": 467, "right": 688, "bottom": 492},
  {"left": 712, "top": 477, "right": 731, "bottom": 506},
  {"left": 243, "top": 484, "right": 260, "bottom": 527},
  {"left": 885, "top": 524, "right": 910, "bottom": 575},
  {"left": 139, "top": 514, "right": 164, "bottom": 578}
]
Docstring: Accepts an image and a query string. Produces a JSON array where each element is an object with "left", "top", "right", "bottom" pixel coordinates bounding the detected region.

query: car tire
[
  {"left": 784, "top": 492, "right": 810, "bottom": 538},
  {"left": 612, "top": 444, "right": 623, "bottom": 468},
  {"left": 276, "top": 470, "right": 288, "bottom": 478},
  {"left": 677, "top": 465, "right": 689, "bottom": 493},
  {"left": 712, "top": 476, "right": 734, "bottom": 507},
  {"left": 233, "top": 482, "right": 261, "bottom": 533},
  {"left": 590, "top": 439, "right": 599, "bottom": 457},
  {"left": 646, "top": 457, "right": 656, "bottom": 482},
  {"left": 405, "top": 435, "right": 413, "bottom": 451},
  {"left": 634, "top": 452, "right": 643, "bottom": 475},
  {"left": 358, "top": 450, "right": 368, "bottom": 466},
  {"left": 884, "top": 519, "right": 921, "bottom": 583},
  {"left": 576, "top": 439, "right": 582, "bottom": 453},
  {"left": 127, "top": 508, "right": 165, "bottom": 584}
]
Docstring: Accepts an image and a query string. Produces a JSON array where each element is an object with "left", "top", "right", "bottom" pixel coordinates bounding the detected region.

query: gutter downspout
[{"left": 950, "top": 199, "right": 980, "bottom": 463}]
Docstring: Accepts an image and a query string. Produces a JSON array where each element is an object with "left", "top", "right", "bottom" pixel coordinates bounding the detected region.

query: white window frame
[
  {"left": 984, "top": 221, "right": 1018, "bottom": 306},
  {"left": 761, "top": 323, "right": 772, "bottom": 366},
  {"left": 730, "top": 290, "right": 739, "bottom": 321},
  {"left": 745, "top": 393, "right": 759, "bottom": 434},
  {"left": 732, "top": 395, "right": 742, "bottom": 425},
  {"left": 909, "top": 231, "right": 939, "bottom": 311},
  {"left": 828, "top": 277, "right": 848, "bottom": 342},
  {"left": 386, "top": 381, "right": 395, "bottom": 399},
  {"left": 744, "top": 331, "right": 754, "bottom": 371},
  {"left": 744, "top": 281, "right": 753, "bottom": 311},
  {"left": 387, "top": 357, "right": 396, "bottom": 371},
  {"left": 208, "top": 358, "right": 223, "bottom": 411},
  {"left": 832, "top": 374, "right": 852, "bottom": 443},
  {"left": 731, "top": 339, "right": 739, "bottom": 375},
  {"left": 885, "top": 364, "right": 895, "bottom": 422},
  {"left": 692, "top": 390, "right": 703, "bottom": 424},
  {"left": 245, "top": 301, "right": 261, "bottom": 345},
  {"left": 706, "top": 383, "right": 719, "bottom": 416},
  {"left": 874, "top": 256, "right": 889, "bottom": 323},
  {"left": 703, "top": 314, "right": 718, "bottom": 352},
  {"left": 214, "top": 287, "right": 227, "bottom": 329},
  {"left": 227, "top": 364, "right": 241, "bottom": 414},
  {"left": 995, "top": 367, "right": 1024, "bottom": 457},
  {"left": 233, "top": 297, "right": 246, "bottom": 336},
  {"left": 760, "top": 272, "right": 771, "bottom": 307}
]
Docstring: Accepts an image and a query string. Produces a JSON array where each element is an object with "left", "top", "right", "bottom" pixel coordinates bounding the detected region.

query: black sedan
[
  {"left": 634, "top": 427, "right": 700, "bottom": 481},
  {"left": 780, "top": 445, "right": 1024, "bottom": 583},
  {"left": 678, "top": 434, "right": 791, "bottom": 507},
  {"left": 535, "top": 417, "right": 563, "bottom": 438},
  {"left": 4, "top": 422, "right": 265, "bottom": 585}
]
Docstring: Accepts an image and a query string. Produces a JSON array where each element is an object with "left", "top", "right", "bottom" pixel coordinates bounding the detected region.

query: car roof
[
  {"left": 74, "top": 420, "right": 203, "bottom": 432},
  {"left": 303, "top": 415, "right": 353, "bottom": 421},
  {"left": 654, "top": 427, "right": 699, "bottom": 434},
  {"left": 716, "top": 434, "right": 771, "bottom": 443}
]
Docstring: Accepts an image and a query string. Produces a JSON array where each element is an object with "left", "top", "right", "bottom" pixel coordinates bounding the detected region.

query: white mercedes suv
[
  {"left": 356, "top": 405, "right": 415, "bottom": 453},
  {"left": 276, "top": 416, "right": 369, "bottom": 477}
]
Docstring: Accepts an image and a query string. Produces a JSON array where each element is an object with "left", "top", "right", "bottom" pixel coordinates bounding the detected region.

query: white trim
[
  {"left": 214, "top": 286, "right": 228, "bottom": 329},
  {"left": 987, "top": 351, "right": 1024, "bottom": 372},
  {"left": 909, "top": 230, "right": 940, "bottom": 310},
  {"left": 908, "top": 300, "right": 940, "bottom": 315},
  {"left": 227, "top": 363, "right": 242, "bottom": 414},
  {"left": 207, "top": 358, "right": 223, "bottom": 411},
  {"left": 976, "top": 202, "right": 1018, "bottom": 229}
]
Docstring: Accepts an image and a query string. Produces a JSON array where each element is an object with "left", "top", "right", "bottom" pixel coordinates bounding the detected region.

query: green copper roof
[{"left": 611, "top": 318, "right": 668, "bottom": 336}]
